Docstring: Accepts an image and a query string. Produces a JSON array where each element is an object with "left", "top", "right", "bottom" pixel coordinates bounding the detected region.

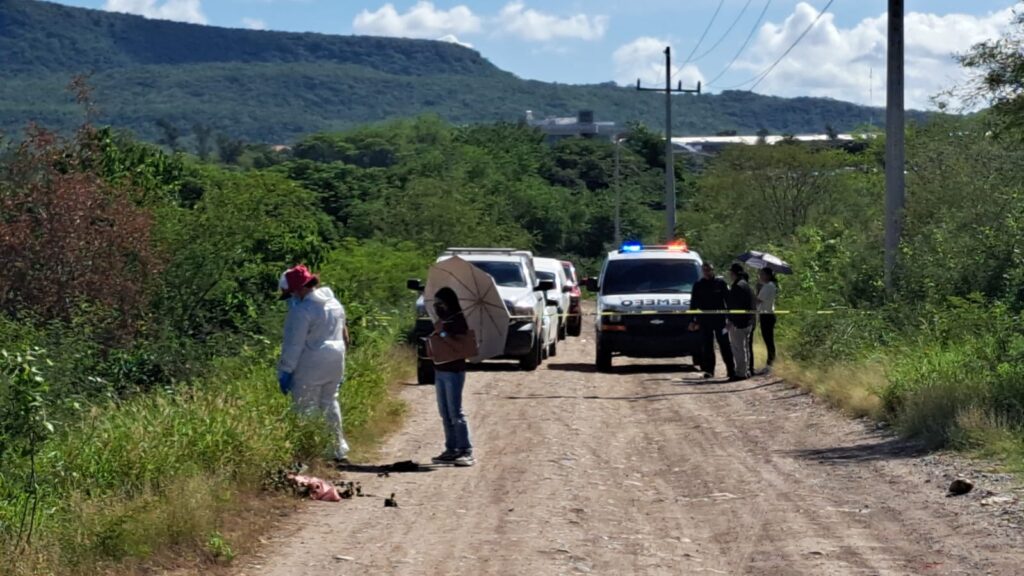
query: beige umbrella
[{"left": 425, "top": 256, "right": 510, "bottom": 362}]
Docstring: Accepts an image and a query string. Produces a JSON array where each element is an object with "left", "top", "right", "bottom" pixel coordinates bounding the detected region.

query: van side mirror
[
  {"left": 536, "top": 280, "right": 556, "bottom": 292},
  {"left": 585, "top": 277, "right": 600, "bottom": 292},
  {"left": 562, "top": 284, "right": 573, "bottom": 293},
  {"left": 407, "top": 279, "right": 424, "bottom": 292}
]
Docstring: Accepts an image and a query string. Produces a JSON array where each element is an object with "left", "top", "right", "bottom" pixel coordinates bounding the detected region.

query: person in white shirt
[
  {"left": 277, "top": 265, "right": 351, "bottom": 464},
  {"left": 756, "top": 268, "right": 779, "bottom": 369}
]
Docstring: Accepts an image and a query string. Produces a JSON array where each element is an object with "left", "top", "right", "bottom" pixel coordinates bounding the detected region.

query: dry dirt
[{"left": 238, "top": 316, "right": 1024, "bottom": 576}]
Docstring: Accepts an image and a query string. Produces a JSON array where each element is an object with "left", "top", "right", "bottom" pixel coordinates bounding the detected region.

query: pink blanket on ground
[{"left": 286, "top": 473, "right": 341, "bottom": 502}]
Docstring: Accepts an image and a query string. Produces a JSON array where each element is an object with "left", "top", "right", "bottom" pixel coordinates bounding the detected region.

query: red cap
[{"left": 284, "top": 265, "right": 317, "bottom": 292}]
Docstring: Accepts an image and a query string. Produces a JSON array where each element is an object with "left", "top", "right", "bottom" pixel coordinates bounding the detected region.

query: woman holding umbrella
[
  {"left": 757, "top": 268, "right": 779, "bottom": 370},
  {"left": 430, "top": 287, "right": 476, "bottom": 467}
]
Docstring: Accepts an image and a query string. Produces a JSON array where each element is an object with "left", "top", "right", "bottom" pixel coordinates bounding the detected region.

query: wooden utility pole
[
  {"left": 884, "top": 0, "right": 905, "bottom": 293},
  {"left": 637, "top": 47, "right": 701, "bottom": 241}
]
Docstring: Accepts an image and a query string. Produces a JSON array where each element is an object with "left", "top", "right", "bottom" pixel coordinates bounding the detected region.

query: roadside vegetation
[
  {"left": 4, "top": 16, "right": 1024, "bottom": 575},
  {"left": 687, "top": 18, "right": 1024, "bottom": 468},
  {"left": 0, "top": 80, "right": 677, "bottom": 573}
]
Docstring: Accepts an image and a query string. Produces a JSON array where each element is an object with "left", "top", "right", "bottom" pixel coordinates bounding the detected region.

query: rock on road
[{"left": 241, "top": 320, "right": 1024, "bottom": 575}]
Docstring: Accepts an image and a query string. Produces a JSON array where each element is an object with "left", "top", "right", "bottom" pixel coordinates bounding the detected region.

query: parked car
[
  {"left": 539, "top": 292, "right": 559, "bottom": 359},
  {"left": 561, "top": 260, "right": 583, "bottom": 337},
  {"left": 534, "top": 257, "right": 571, "bottom": 341},
  {"left": 407, "top": 248, "right": 555, "bottom": 384},
  {"left": 587, "top": 241, "right": 704, "bottom": 372}
]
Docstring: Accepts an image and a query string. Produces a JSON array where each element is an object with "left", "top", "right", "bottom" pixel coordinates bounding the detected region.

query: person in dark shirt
[
  {"left": 725, "top": 263, "right": 756, "bottom": 381},
  {"left": 691, "top": 263, "right": 736, "bottom": 379},
  {"left": 430, "top": 287, "right": 475, "bottom": 467}
]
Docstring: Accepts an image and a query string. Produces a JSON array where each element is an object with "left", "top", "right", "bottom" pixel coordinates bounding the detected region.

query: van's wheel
[
  {"left": 558, "top": 320, "right": 567, "bottom": 341},
  {"left": 417, "top": 359, "right": 435, "bottom": 384},
  {"left": 520, "top": 337, "right": 541, "bottom": 371},
  {"left": 549, "top": 339, "right": 558, "bottom": 358},
  {"left": 596, "top": 342, "right": 612, "bottom": 373}
]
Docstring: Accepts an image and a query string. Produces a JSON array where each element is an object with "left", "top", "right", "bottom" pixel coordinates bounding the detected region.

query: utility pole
[
  {"left": 884, "top": 0, "right": 905, "bottom": 294},
  {"left": 614, "top": 137, "right": 623, "bottom": 246},
  {"left": 637, "top": 46, "right": 701, "bottom": 242}
]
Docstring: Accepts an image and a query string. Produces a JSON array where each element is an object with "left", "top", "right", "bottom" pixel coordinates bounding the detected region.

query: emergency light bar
[{"left": 618, "top": 240, "right": 689, "bottom": 253}]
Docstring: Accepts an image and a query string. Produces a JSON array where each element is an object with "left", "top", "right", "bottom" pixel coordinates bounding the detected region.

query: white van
[
  {"left": 408, "top": 248, "right": 555, "bottom": 383},
  {"left": 587, "top": 242, "right": 704, "bottom": 372}
]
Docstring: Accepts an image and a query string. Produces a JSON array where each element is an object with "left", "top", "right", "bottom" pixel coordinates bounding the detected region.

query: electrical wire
[
  {"left": 704, "top": 0, "right": 773, "bottom": 88},
  {"left": 689, "top": 0, "right": 754, "bottom": 64},
  {"left": 719, "top": 0, "right": 836, "bottom": 92},
  {"left": 681, "top": 0, "right": 725, "bottom": 65},
  {"left": 668, "top": 0, "right": 725, "bottom": 84}
]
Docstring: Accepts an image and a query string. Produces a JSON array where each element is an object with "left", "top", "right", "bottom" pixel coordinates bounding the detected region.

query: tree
[
  {"left": 155, "top": 118, "right": 181, "bottom": 152},
  {"left": 192, "top": 123, "right": 214, "bottom": 161},
  {"left": 216, "top": 134, "right": 245, "bottom": 164},
  {"left": 956, "top": 13, "right": 1024, "bottom": 132},
  {"left": 0, "top": 126, "right": 161, "bottom": 334}
]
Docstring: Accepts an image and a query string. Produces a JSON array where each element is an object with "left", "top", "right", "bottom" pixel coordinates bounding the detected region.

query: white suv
[
  {"left": 587, "top": 242, "right": 704, "bottom": 372},
  {"left": 408, "top": 248, "right": 554, "bottom": 383}
]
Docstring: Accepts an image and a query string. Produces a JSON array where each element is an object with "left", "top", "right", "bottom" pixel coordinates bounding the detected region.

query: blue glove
[{"left": 277, "top": 370, "right": 293, "bottom": 396}]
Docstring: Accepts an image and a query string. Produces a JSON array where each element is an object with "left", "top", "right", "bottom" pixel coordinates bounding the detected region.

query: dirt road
[{"left": 240, "top": 320, "right": 1024, "bottom": 575}]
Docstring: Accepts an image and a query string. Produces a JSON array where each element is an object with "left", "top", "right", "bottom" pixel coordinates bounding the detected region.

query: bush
[{"left": 0, "top": 346, "right": 330, "bottom": 570}]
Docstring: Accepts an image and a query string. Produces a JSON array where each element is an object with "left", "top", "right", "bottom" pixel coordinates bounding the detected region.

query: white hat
[{"left": 278, "top": 271, "right": 290, "bottom": 292}]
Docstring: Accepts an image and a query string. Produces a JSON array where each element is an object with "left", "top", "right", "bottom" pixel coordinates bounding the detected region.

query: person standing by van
[
  {"left": 691, "top": 263, "right": 736, "bottom": 379},
  {"left": 757, "top": 268, "right": 779, "bottom": 371},
  {"left": 725, "top": 263, "right": 756, "bottom": 381},
  {"left": 430, "top": 287, "right": 475, "bottom": 467}
]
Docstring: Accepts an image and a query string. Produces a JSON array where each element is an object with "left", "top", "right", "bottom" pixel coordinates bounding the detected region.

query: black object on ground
[
  {"left": 948, "top": 478, "right": 975, "bottom": 496},
  {"left": 384, "top": 493, "right": 398, "bottom": 508},
  {"left": 388, "top": 460, "right": 420, "bottom": 472}
]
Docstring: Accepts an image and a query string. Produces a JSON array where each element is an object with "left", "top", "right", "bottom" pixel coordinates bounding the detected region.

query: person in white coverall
[{"left": 277, "top": 265, "right": 351, "bottom": 463}]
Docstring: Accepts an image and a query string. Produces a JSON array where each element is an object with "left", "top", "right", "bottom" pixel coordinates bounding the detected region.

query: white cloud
[
  {"left": 353, "top": 2, "right": 481, "bottom": 39},
  {"left": 613, "top": 37, "right": 705, "bottom": 89},
  {"left": 103, "top": 0, "right": 207, "bottom": 24},
  {"left": 437, "top": 34, "right": 473, "bottom": 48},
  {"left": 498, "top": 2, "right": 608, "bottom": 42},
  {"left": 242, "top": 17, "right": 267, "bottom": 30},
  {"left": 724, "top": 2, "right": 1017, "bottom": 109}
]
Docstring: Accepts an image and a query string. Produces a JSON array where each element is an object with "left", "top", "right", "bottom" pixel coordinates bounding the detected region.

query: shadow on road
[
  {"left": 503, "top": 379, "right": 781, "bottom": 402},
  {"left": 788, "top": 436, "right": 928, "bottom": 464},
  {"left": 468, "top": 362, "right": 524, "bottom": 373},
  {"left": 337, "top": 462, "right": 439, "bottom": 474},
  {"left": 545, "top": 363, "right": 702, "bottom": 376}
]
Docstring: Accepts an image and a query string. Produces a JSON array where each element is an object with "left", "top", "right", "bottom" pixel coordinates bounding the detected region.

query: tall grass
[
  {"left": 777, "top": 299, "right": 1024, "bottom": 467},
  {"left": 0, "top": 338, "right": 411, "bottom": 575}
]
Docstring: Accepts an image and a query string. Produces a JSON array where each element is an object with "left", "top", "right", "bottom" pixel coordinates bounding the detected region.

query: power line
[
  {"left": 747, "top": 0, "right": 835, "bottom": 91},
  {"left": 690, "top": 0, "right": 754, "bottom": 64},
  {"left": 719, "top": 0, "right": 836, "bottom": 92},
  {"left": 704, "top": 0, "right": 773, "bottom": 88},
  {"left": 670, "top": 0, "right": 725, "bottom": 84},
  {"left": 681, "top": 0, "right": 725, "bottom": 65}
]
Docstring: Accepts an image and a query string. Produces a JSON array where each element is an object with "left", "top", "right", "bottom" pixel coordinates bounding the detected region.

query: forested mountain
[{"left": 0, "top": 0, "right": 925, "bottom": 143}]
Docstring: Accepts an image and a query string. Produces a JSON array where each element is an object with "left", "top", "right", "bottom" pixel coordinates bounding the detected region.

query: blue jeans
[{"left": 435, "top": 370, "right": 472, "bottom": 454}]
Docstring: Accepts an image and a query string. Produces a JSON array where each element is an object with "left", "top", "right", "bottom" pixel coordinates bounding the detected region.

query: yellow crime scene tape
[{"left": 388, "top": 309, "right": 856, "bottom": 323}]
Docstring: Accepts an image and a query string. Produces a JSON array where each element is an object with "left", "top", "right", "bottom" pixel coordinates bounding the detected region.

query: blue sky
[{"left": 49, "top": 0, "right": 1023, "bottom": 108}]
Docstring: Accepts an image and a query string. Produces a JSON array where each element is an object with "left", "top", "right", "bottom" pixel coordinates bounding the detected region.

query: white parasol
[{"left": 425, "top": 256, "right": 510, "bottom": 362}]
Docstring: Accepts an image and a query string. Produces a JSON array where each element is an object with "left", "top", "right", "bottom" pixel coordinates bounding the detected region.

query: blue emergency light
[{"left": 620, "top": 241, "right": 643, "bottom": 253}]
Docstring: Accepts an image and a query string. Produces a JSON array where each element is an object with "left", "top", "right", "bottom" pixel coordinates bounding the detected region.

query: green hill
[{"left": 0, "top": 0, "right": 919, "bottom": 143}]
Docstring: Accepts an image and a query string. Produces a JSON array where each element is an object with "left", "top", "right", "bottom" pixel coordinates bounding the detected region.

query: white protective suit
[{"left": 278, "top": 287, "right": 350, "bottom": 460}]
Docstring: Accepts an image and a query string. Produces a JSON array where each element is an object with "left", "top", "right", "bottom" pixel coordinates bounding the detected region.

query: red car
[{"left": 561, "top": 260, "right": 583, "bottom": 337}]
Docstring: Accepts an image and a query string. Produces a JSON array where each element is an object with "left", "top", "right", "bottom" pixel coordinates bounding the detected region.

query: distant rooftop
[
  {"left": 525, "top": 110, "right": 618, "bottom": 139},
  {"left": 673, "top": 133, "right": 866, "bottom": 153}
]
